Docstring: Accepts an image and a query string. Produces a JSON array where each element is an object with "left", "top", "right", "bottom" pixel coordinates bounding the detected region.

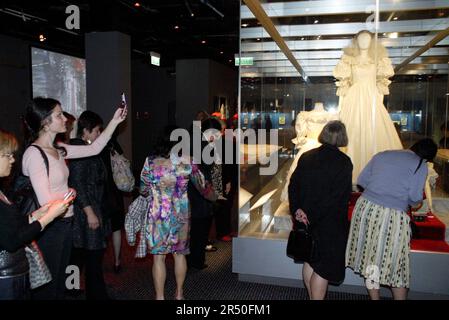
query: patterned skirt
[{"left": 346, "top": 197, "right": 411, "bottom": 288}]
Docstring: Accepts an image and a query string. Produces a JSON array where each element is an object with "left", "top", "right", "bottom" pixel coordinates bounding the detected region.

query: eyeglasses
[{"left": 0, "top": 153, "right": 14, "bottom": 160}]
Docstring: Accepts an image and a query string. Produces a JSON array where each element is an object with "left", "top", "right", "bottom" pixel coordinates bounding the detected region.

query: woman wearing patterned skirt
[{"left": 346, "top": 138, "right": 437, "bottom": 300}]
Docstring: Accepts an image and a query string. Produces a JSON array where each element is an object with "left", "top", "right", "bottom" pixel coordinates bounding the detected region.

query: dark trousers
[
  {"left": 0, "top": 274, "right": 30, "bottom": 300},
  {"left": 32, "top": 217, "right": 73, "bottom": 300},
  {"left": 214, "top": 199, "right": 233, "bottom": 238},
  {"left": 70, "top": 247, "right": 108, "bottom": 300},
  {"left": 188, "top": 216, "right": 213, "bottom": 267}
]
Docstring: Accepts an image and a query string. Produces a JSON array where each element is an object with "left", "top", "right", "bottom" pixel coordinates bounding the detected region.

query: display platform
[{"left": 236, "top": 161, "right": 449, "bottom": 298}]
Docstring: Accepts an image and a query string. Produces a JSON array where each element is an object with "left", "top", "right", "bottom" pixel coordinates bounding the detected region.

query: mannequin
[
  {"left": 334, "top": 30, "right": 402, "bottom": 183},
  {"left": 281, "top": 102, "right": 337, "bottom": 201}
]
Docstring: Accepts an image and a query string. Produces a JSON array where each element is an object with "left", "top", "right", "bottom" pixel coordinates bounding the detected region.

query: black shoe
[{"left": 114, "top": 264, "right": 122, "bottom": 274}]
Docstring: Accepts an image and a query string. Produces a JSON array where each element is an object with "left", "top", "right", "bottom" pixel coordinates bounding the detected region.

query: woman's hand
[
  {"left": 36, "top": 203, "right": 51, "bottom": 216},
  {"left": 295, "top": 208, "right": 310, "bottom": 225},
  {"left": 87, "top": 212, "right": 100, "bottom": 230},
  {"left": 47, "top": 199, "right": 72, "bottom": 218},
  {"left": 111, "top": 106, "right": 128, "bottom": 124}
]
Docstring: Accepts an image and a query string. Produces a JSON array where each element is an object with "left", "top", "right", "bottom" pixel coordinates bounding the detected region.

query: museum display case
[{"left": 234, "top": 0, "right": 449, "bottom": 297}]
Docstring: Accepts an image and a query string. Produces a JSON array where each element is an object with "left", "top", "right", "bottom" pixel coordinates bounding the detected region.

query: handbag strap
[{"left": 30, "top": 145, "right": 49, "bottom": 177}]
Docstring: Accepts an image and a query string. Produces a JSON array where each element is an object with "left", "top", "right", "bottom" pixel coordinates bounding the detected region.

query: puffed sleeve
[
  {"left": 291, "top": 112, "right": 308, "bottom": 146},
  {"left": 376, "top": 57, "right": 394, "bottom": 95},
  {"left": 190, "top": 164, "right": 217, "bottom": 202},
  {"left": 333, "top": 55, "right": 352, "bottom": 97}
]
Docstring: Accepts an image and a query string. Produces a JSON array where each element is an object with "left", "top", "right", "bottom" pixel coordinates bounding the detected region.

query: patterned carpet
[{"left": 81, "top": 233, "right": 370, "bottom": 300}]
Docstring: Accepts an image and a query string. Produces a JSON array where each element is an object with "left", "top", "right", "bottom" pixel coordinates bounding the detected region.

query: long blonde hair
[{"left": 343, "top": 30, "right": 388, "bottom": 60}]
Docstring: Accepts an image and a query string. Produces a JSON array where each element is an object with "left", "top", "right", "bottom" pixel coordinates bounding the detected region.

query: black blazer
[{"left": 288, "top": 143, "right": 352, "bottom": 283}]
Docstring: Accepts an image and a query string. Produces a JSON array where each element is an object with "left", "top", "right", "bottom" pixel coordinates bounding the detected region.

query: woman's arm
[
  {"left": 60, "top": 107, "right": 127, "bottom": 159},
  {"left": 0, "top": 204, "right": 41, "bottom": 252},
  {"left": 409, "top": 164, "right": 428, "bottom": 206},
  {"left": 190, "top": 164, "right": 217, "bottom": 202},
  {"left": 139, "top": 158, "right": 152, "bottom": 197}
]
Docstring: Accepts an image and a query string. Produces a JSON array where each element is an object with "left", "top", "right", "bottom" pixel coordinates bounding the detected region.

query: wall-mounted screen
[{"left": 31, "top": 47, "right": 86, "bottom": 117}]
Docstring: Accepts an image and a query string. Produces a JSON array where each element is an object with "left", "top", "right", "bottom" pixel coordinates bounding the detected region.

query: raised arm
[{"left": 60, "top": 107, "right": 127, "bottom": 159}]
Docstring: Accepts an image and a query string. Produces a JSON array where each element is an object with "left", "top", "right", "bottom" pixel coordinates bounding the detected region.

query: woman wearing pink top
[{"left": 22, "top": 97, "right": 127, "bottom": 299}]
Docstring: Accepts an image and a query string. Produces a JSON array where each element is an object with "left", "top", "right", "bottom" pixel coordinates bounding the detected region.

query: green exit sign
[{"left": 235, "top": 57, "right": 254, "bottom": 66}]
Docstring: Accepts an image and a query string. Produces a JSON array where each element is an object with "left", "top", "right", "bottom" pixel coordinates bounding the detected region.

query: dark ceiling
[{"left": 0, "top": 0, "right": 240, "bottom": 67}]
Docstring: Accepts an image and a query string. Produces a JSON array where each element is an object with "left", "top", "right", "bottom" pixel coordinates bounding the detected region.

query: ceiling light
[
  {"left": 134, "top": 2, "right": 141, "bottom": 7},
  {"left": 256, "top": 38, "right": 260, "bottom": 41},
  {"left": 174, "top": 25, "right": 180, "bottom": 30},
  {"left": 201, "top": 40, "right": 206, "bottom": 44},
  {"left": 393, "top": 16, "right": 398, "bottom": 20},
  {"left": 388, "top": 32, "right": 398, "bottom": 39},
  {"left": 191, "top": 13, "right": 195, "bottom": 17},
  {"left": 301, "top": 37, "right": 305, "bottom": 40},
  {"left": 229, "top": 59, "right": 232, "bottom": 63},
  {"left": 242, "top": 23, "right": 249, "bottom": 27},
  {"left": 39, "top": 34, "right": 46, "bottom": 42},
  {"left": 314, "top": 20, "right": 319, "bottom": 24},
  {"left": 220, "top": 51, "right": 224, "bottom": 54}
]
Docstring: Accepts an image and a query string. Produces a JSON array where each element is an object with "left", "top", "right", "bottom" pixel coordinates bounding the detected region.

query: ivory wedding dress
[{"left": 334, "top": 54, "right": 402, "bottom": 183}]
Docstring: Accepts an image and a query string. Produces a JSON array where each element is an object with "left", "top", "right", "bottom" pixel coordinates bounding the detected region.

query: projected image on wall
[{"left": 31, "top": 47, "right": 86, "bottom": 117}]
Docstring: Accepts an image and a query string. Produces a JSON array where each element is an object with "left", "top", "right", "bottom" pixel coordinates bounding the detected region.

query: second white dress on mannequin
[{"left": 281, "top": 105, "right": 337, "bottom": 201}]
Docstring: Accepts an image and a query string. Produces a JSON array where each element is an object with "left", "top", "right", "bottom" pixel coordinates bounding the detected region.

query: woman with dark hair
[
  {"left": 0, "top": 129, "right": 72, "bottom": 300},
  {"left": 68, "top": 111, "right": 111, "bottom": 299},
  {"left": 346, "top": 138, "right": 438, "bottom": 300},
  {"left": 289, "top": 120, "right": 353, "bottom": 300},
  {"left": 139, "top": 126, "right": 216, "bottom": 300},
  {"left": 100, "top": 132, "right": 126, "bottom": 274},
  {"left": 21, "top": 97, "right": 127, "bottom": 299}
]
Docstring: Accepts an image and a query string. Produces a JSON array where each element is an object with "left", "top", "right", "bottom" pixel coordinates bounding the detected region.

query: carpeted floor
[{"left": 69, "top": 235, "right": 371, "bottom": 300}]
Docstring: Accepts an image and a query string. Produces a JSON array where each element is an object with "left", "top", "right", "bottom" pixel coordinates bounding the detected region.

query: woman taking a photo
[{"left": 22, "top": 97, "right": 127, "bottom": 299}]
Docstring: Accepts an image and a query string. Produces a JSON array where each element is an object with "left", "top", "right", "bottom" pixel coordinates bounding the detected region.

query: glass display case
[{"left": 234, "top": 0, "right": 449, "bottom": 297}]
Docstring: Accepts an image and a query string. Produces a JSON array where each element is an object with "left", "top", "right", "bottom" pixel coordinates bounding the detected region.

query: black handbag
[
  {"left": 9, "top": 145, "right": 49, "bottom": 216},
  {"left": 286, "top": 222, "right": 314, "bottom": 263}
]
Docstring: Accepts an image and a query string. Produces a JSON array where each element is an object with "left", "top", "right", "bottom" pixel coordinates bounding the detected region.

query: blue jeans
[{"left": 0, "top": 274, "right": 30, "bottom": 300}]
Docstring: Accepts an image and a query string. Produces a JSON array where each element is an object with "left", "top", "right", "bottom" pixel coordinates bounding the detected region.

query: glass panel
[{"left": 239, "top": 0, "right": 449, "bottom": 239}]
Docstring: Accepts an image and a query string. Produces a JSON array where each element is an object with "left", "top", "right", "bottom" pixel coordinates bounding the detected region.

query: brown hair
[
  {"left": 318, "top": 121, "right": 348, "bottom": 147},
  {"left": 0, "top": 129, "right": 18, "bottom": 154}
]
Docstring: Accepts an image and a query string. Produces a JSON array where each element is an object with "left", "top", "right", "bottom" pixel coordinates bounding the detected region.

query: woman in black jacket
[
  {"left": 68, "top": 111, "right": 111, "bottom": 300},
  {"left": 288, "top": 121, "right": 353, "bottom": 300},
  {"left": 0, "top": 129, "right": 71, "bottom": 300}
]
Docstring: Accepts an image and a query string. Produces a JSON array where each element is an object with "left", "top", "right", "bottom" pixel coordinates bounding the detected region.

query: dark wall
[
  {"left": 176, "top": 59, "right": 238, "bottom": 129},
  {"left": 85, "top": 32, "right": 132, "bottom": 160},
  {"left": 175, "top": 59, "right": 210, "bottom": 129},
  {"left": 209, "top": 60, "right": 239, "bottom": 116},
  {"left": 131, "top": 61, "right": 176, "bottom": 173},
  {"left": 0, "top": 35, "right": 31, "bottom": 143}
]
